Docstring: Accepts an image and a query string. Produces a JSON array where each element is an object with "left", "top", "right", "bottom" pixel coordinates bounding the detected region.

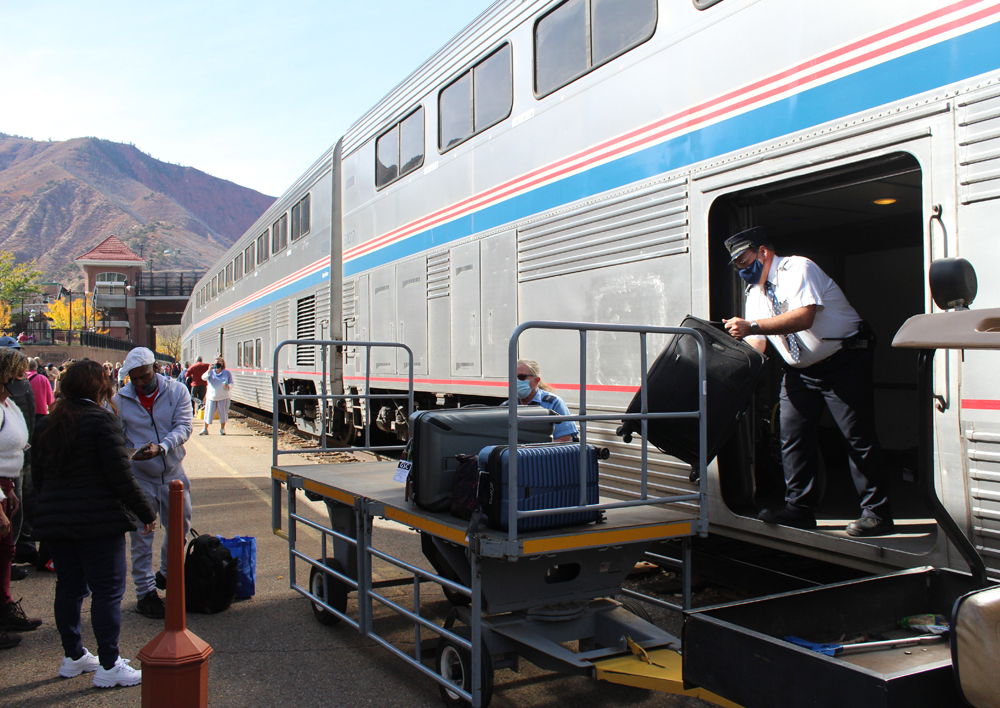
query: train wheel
[
  {"left": 310, "top": 558, "right": 348, "bottom": 625},
  {"left": 436, "top": 637, "right": 493, "bottom": 708}
]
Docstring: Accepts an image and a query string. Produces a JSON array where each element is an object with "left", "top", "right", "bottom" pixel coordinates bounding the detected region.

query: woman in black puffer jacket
[{"left": 32, "top": 359, "right": 157, "bottom": 689}]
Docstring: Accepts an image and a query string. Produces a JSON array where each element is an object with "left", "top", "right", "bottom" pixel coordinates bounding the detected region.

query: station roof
[{"left": 75, "top": 235, "right": 146, "bottom": 266}]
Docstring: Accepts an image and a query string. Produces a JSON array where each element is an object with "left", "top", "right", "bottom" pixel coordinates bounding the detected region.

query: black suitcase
[
  {"left": 408, "top": 407, "right": 555, "bottom": 512},
  {"left": 477, "top": 443, "right": 607, "bottom": 532},
  {"left": 617, "top": 316, "right": 766, "bottom": 479}
]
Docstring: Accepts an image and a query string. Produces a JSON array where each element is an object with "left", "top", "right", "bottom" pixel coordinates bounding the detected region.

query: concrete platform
[{"left": 2, "top": 418, "right": 711, "bottom": 707}]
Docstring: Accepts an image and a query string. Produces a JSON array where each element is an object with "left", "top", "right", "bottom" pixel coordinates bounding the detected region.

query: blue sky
[{"left": 0, "top": 0, "right": 493, "bottom": 197}]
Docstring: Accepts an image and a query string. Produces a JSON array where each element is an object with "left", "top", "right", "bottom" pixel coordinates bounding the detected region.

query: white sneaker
[
  {"left": 93, "top": 657, "right": 142, "bottom": 688},
  {"left": 59, "top": 648, "right": 100, "bottom": 678}
]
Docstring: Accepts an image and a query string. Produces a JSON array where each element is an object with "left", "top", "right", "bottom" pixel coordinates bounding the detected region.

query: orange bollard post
[{"left": 139, "top": 479, "right": 213, "bottom": 707}]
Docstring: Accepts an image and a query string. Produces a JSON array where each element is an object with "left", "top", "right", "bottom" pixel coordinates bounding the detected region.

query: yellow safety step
[{"left": 592, "top": 641, "right": 741, "bottom": 708}]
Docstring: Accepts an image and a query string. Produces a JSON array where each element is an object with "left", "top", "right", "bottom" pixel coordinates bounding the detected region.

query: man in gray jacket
[{"left": 113, "top": 348, "right": 193, "bottom": 619}]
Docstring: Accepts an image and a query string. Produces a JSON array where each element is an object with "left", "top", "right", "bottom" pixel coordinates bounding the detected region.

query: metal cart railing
[{"left": 270, "top": 322, "right": 718, "bottom": 708}]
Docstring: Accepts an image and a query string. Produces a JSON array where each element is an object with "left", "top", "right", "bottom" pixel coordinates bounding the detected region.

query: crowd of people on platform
[{"left": 0, "top": 336, "right": 204, "bottom": 690}]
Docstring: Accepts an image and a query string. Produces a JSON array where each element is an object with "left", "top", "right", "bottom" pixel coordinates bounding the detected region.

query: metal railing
[
  {"left": 136, "top": 271, "right": 204, "bottom": 297},
  {"left": 271, "top": 340, "right": 414, "bottom": 465},
  {"left": 504, "top": 321, "right": 710, "bottom": 542}
]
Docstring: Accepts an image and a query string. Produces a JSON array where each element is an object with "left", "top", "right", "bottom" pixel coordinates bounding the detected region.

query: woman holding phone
[
  {"left": 200, "top": 357, "right": 232, "bottom": 436},
  {"left": 32, "top": 359, "right": 157, "bottom": 687}
]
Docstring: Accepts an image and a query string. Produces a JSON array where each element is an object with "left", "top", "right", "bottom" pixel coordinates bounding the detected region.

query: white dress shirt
[{"left": 745, "top": 255, "right": 861, "bottom": 368}]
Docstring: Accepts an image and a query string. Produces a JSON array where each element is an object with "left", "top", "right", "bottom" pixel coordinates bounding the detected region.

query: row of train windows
[
  {"left": 375, "top": 0, "right": 657, "bottom": 189},
  {"left": 236, "top": 339, "right": 263, "bottom": 370},
  {"left": 196, "top": 194, "right": 311, "bottom": 308}
]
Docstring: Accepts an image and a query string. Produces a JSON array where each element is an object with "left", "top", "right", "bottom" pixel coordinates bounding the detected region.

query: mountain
[{"left": 0, "top": 134, "right": 275, "bottom": 289}]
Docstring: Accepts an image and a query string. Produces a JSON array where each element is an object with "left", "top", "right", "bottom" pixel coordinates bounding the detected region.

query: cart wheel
[
  {"left": 443, "top": 584, "right": 471, "bottom": 608},
  {"left": 436, "top": 637, "right": 493, "bottom": 708},
  {"left": 617, "top": 597, "right": 653, "bottom": 624},
  {"left": 310, "top": 558, "right": 348, "bottom": 626}
]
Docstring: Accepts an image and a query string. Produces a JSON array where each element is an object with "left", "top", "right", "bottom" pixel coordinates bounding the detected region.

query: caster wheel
[
  {"left": 310, "top": 558, "right": 348, "bottom": 626},
  {"left": 435, "top": 637, "right": 493, "bottom": 708}
]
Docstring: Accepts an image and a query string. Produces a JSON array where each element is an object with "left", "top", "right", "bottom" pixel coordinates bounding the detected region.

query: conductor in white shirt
[{"left": 722, "top": 226, "right": 893, "bottom": 537}]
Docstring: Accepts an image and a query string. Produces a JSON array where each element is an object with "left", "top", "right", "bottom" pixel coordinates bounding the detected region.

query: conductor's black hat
[{"left": 724, "top": 226, "right": 767, "bottom": 264}]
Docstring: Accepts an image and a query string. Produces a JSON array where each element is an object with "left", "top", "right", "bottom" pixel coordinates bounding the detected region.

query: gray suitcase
[{"left": 408, "top": 407, "right": 555, "bottom": 512}]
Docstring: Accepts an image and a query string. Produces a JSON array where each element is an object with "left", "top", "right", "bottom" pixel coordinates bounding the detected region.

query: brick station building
[{"left": 74, "top": 235, "right": 146, "bottom": 342}]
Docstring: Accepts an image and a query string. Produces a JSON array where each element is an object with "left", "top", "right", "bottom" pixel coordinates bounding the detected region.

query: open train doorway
[{"left": 708, "top": 152, "right": 933, "bottom": 539}]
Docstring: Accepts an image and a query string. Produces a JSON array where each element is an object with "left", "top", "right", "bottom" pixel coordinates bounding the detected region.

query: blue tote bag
[{"left": 217, "top": 535, "right": 256, "bottom": 598}]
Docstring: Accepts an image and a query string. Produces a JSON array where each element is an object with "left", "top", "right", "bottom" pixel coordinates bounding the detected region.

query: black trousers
[
  {"left": 779, "top": 348, "right": 892, "bottom": 520},
  {"left": 49, "top": 535, "right": 128, "bottom": 669}
]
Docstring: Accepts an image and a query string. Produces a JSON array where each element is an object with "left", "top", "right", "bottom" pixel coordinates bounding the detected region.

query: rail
[{"left": 503, "top": 321, "right": 709, "bottom": 543}]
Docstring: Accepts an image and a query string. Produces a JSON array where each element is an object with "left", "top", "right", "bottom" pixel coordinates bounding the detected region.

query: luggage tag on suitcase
[{"left": 394, "top": 459, "right": 411, "bottom": 484}]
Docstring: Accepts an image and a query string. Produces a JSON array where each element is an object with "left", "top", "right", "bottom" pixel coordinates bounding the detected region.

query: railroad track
[{"left": 229, "top": 403, "right": 362, "bottom": 464}]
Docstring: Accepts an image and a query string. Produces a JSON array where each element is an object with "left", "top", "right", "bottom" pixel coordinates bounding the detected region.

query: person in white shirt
[
  {"left": 722, "top": 226, "right": 893, "bottom": 537},
  {"left": 200, "top": 358, "right": 233, "bottom": 436}
]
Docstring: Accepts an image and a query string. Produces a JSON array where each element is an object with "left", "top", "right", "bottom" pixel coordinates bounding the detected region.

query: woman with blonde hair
[{"left": 513, "top": 358, "right": 578, "bottom": 442}]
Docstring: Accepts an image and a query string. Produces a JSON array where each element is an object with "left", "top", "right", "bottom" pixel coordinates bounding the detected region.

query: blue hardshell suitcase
[{"left": 477, "top": 443, "right": 605, "bottom": 532}]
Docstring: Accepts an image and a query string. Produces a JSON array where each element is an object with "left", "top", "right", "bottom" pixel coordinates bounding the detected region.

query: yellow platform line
[{"left": 593, "top": 649, "right": 741, "bottom": 708}]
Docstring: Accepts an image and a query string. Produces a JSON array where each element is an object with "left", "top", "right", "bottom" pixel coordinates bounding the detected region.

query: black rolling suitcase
[
  {"left": 477, "top": 443, "right": 607, "bottom": 532},
  {"left": 617, "top": 316, "right": 765, "bottom": 479},
  {"left": 408, "top": 407, "right": 555, "bottom": 512}
]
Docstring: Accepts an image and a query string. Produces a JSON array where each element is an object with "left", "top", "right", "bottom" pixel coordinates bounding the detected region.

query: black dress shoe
[
  {"left": 10, "top": 566, "right": 27, "bottom": 581},
  {"left": 758, "top": 506, "right": 817, "bottom": 529},
  {"left": 846, "top": 516, "right": 895, "bottom": 537}
]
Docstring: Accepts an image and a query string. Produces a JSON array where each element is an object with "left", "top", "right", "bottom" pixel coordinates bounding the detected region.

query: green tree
[{"left": 0, "top": 251, "right": 42, "bottom": 306}]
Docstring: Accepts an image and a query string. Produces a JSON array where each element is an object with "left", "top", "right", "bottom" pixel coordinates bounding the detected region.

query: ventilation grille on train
[
  {"left": 959, "top": 86, "right": 1000, "bottom": 204},
  {"left": 342, "top": 280, "right": 356, "bottom": 320},
  {"left": 296, "top": 295, "right": 316, "bottom": 367},
  {"left": 517, "top": 178, "right": 689, "bottom": 282},
  {"left": 965, "top": 422, "right": 1000, "bottom": 583},
  {"left": 427, "top": 251, "right": 450, "bottom": 300}
]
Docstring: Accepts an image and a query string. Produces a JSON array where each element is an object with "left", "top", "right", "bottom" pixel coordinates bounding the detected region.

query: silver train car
[{"left": 183, "top": 0, "right": 1000, "bottom": 580}]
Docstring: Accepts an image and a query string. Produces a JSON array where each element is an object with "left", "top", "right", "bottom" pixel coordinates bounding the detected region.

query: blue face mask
[
  {"left": 738, "top": 258, "right": 764, "bottom": 285},
  {"left": 516, "top": 379, "right": 533, "bottom": 399}
]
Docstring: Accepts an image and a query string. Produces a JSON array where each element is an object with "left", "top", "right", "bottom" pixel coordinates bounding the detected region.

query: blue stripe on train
[{"left": 345, "top": 20, "right": 1000, "bottom": 277}]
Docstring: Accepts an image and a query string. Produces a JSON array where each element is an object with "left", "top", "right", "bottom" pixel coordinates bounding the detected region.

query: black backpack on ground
[{"left": 184, "top": 531, "right": 238, "bottom": 614}]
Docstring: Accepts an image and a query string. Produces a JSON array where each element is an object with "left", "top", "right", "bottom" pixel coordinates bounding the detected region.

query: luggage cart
[{"left": 271, "top": 323, "right": 734, "bottom": 708}]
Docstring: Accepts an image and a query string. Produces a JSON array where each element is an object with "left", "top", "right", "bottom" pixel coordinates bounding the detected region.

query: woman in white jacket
[{"left": 200, "top": 358, "right": 232, "bottom": 436}]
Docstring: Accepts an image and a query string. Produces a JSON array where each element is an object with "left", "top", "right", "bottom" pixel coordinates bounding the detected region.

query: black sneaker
[
  {"left": 10, "top": 565, "right": 27, "bottom": 581},
  {"left": 758, "top": 505, "right": 817, "bottom": 530},
  {"left": 155, "top": 571, "right": 167, "bottom": 590},
  {"left": 0, "top": 631, "right": 21, "bottom": 650},
  {"left": 846, "top": 516, "right": 895, "bottom": 537},
  {"left": 0, "top": 599, "right": 43, "bottom": 632},
  {"left": 136, "top": 591, "right": 165, "bottom": 619}
]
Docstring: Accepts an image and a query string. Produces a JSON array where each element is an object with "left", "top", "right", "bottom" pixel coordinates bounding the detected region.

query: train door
[
  {"left": 370, "top": 267, "right": 396, "bottom": 376},
  {"left": 695, "top": 117, "right": 964, "bottom": 568},
  {"left": 480, "top": 230, "right": 517, "bottom": 378},
  {"left": 451, "top": 241, "right": 482, "bottom": 377}
]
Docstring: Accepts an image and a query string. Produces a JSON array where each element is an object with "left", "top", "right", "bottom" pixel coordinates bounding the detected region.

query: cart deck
[{"left": 272, "top": 461, "right": 699, "bottom": 559}]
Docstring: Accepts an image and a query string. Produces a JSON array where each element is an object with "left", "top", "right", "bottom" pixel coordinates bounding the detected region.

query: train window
[
  {"left": 201, "top": 286, "right": 206, "bottom": 306},
  {"left": 257, "top": 230, "right": 270, "bottom": 264},
  {"left": 376, "top": 107, "right": 425, "bottom": 189},
  {"left": 225, "top": 262, "right": 233, "bottom": 287},
  {"left": 219, "top": 269, "right": 226, "bottom": 292},
  {"left": 291, "top": 193, "right": 311, "bottom": 242},
  {"left": 272, "top": 214, "right": 288, "bottom": 254},
  {"left": 234, "top": 253, "right": 243, "bottom": 281},
  {"left": 439, "top": 43, "right": 512, "bottom": 152},
  {"left": 255, "top": 338, "right": 262, "bottom": 369},
  {"left": 211, "top": 276, "right": 217, "bottom": 298},
  {"left": 534, "top": 0, "right": 656, "bottom": 97},
  {"left": 237, "top": 343, "right": 241, "bottom": 368},
  {"left": 244, "top": 243, "right": 255, "bottom": 273}
]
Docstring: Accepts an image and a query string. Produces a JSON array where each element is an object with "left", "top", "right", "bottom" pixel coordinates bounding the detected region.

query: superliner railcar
[{"left": 182, "top": 0, "right": 1000, "bottom": 580}]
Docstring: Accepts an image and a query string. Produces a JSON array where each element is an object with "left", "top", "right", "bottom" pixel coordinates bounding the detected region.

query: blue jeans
[{"left": 49, "top": 535, "right": 127, "bottom": 669}]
